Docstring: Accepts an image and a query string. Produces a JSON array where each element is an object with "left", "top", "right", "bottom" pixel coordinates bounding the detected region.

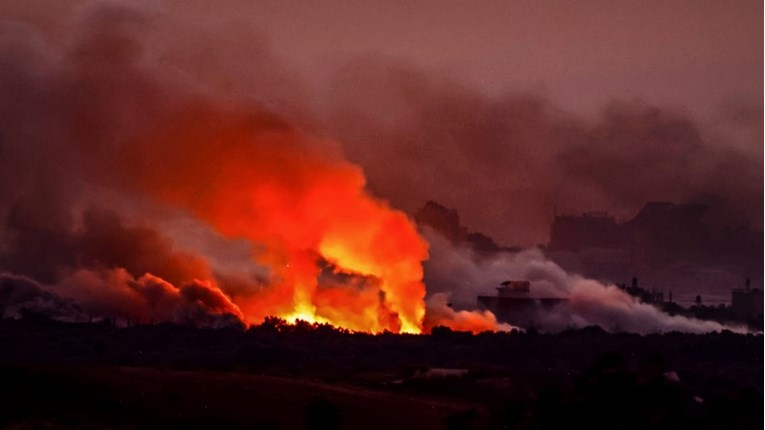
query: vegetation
[{"left": 0, "top": 318, "right": 761, "bottom": 429}]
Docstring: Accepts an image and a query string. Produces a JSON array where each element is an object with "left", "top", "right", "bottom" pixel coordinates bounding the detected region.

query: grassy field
[
  {"left": 1, "top": 366, "right": 486, "bottom": 429},
  {"left": 1, "top": 320, "right": 762, "bottom": 429}
]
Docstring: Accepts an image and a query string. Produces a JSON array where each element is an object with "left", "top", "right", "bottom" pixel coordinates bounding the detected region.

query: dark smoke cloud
[
  {"left": 55, "top": 269, "right": 243, "bottom": 327},
  {"left": 325, "top": 59, "right": 762, "bottom": 246},
  {"left": 0, "top": 270, "right": 243, "bottom": 328},
  {"left": 1, "top": 207, "right": 212, "bottom": 286},
  {"left": 0, "top": 2, "right": 279, "bottom": 326},
  {"left": 0, "top": 2, "right": 417, "bottom": 330},
  {"left": 0, "top": 273, "right": 85, "bottom": 321},
  {"left": 0, "top": 2, "right": 759, "bottom": 332}
]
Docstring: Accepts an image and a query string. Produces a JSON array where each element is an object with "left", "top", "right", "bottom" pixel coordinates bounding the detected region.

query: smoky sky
[
  {"left": 327, "top": 67, "right": 762, "bottom": 244},
  {"left": 0, "top": 1, "right": 761, "bottom": 246},
  {"left": 0, "top": 1, "right": 760, "bottom": 333},
  {"left": 182, "top": 1, "right": 762, "bottom": 245},
  {"left": 6, "top": 1, "right": 760, "bottom": 114}
]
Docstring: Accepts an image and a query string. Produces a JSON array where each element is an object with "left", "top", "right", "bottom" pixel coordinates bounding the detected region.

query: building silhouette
[
  {"left": 477, "top": 280, "right": 568, "bottom": 329},
  {"left": 547, "top": 201, "right": 763, "bottom": 299},
  {"left": 731, "top": 278, "right": 763, "bottom": 321}
]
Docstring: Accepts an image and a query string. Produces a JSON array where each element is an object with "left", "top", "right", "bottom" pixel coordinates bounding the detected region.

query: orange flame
[
  {"left": 128, "top": 109, "right": 428, "bottom": 332},
  {"left": 126, "top": 107, "right": 504, "bottom": 334}
]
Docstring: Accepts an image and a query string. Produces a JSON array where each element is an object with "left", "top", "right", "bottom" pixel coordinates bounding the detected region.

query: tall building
[
  {"left": 731, "top": 279, "right": 763, "bottom": 321},
  {"left": 547, "top": 202, "right": 763, "bottom": 298}
]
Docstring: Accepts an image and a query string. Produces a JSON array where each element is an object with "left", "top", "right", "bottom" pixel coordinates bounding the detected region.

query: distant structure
[
  {"left": 500, "top": 280, "right": 530, "bottom": 292},
  {"left": 477, "top": 280, "right": 568, "bottom": 329},
  {"left": 618, "top": 277, "right": 664, "bottom": 304},
  {"left": 415, "top": 201, "right": 520, "bottom": 254},
  {"left": 547, "top": 201, "right": 763, "bottom": 297},
  {"left": 549, "top": 202, "right": 709, "bottom": 258},
  {"left": 731, "top": 278, "right": 763, "bottom": 321}
]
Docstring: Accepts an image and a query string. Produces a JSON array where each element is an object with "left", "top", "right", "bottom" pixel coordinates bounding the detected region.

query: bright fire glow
[{"left": 129, "top": 109, "right": 503, "bottom": 334}]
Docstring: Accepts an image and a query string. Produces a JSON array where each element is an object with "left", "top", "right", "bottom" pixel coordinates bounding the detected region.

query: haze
[{"left": 0, "top": 0, "right": 761, "bottom": 259}]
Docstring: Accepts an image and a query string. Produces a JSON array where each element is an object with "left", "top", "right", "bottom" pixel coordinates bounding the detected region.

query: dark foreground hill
[{"left": 1, "top": 319, "right": 762, "bottom": 429}]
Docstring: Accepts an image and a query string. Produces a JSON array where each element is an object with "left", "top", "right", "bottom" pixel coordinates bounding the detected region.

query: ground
[{"left": 1, "top": 319, "right": 762, "bottom": 429}]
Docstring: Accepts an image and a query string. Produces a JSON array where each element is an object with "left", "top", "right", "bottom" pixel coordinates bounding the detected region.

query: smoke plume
[
  {"left": 0, "top": 2, "right": 506, "bottom": 333},
  {"left": 422, "top": 229, "right": 746, "bottom": 334},
  {"left": 327, "top": 60, "right": 762, "bottom": 246},
  {"left": 0, "top": 2, "right": 756, "bottom": 334}
]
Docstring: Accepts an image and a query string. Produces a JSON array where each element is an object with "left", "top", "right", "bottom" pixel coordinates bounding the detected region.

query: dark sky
[
  {"left": 180, "top": 0, "right": 763, "bottom": 244},
  {"left": 236, "top": 0, "right": 762, "bottom": 119},
  {"left": 5, "top": 0, "right": 760, "bottom": 120},
  {"left": 1, "top": 0, "right": 762, "bottom": 245}
]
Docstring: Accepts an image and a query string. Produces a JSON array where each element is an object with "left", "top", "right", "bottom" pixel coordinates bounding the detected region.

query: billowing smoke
[
  {"left": 424, "top": 293, "right": 514, "bottom": 333},
  {"left": 0, "top": 205, "right": 243, "bottom": 327},
  {"left": 327, "top": 60, "right": 762, "bottom": 246},
  {"left": 1, "top": 274, "right": 85, "bottom": 321},
  {"left": 0, "top": 2, "right": 503, "bottom": 333},
  {"left": 0, "top": 2, "right": 755, "bottom": 334},
  {"left": 422, "top": 229, "right": 745, "bottom": 334},
  {"left": 119, "top": 107, "right": 432, "bottom": 333},
  {"left": 55, "top": 269, "right": 244, "bottom": 327}
]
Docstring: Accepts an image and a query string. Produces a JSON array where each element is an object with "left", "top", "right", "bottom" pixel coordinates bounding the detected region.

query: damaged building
[
  {"left": 547, "top": 202, "right": 763, "bottom": 300},
  {"left": 477, "top": 280, "right": 568, "bottom": 329}
]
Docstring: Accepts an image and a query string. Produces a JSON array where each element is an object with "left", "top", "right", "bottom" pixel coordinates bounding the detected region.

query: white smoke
[{"left": 422, "top": 228, "right": 748, "bottom": 334}]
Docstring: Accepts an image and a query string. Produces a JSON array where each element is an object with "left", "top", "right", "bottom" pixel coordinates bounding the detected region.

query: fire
[
  {"left": 125, "top": 108, "right": 428, "bottom": 333},
  {"left": 123, "top": 107, "right": 504, "bottom": 334}
]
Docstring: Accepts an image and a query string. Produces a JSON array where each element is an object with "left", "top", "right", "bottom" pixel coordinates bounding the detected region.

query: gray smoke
[
  {"left": 0, "top": 2, "right": 279, "bottom": 325},
  {"left": 422, "top": 228, "right": 747, "bottom": 334},
  {"left": 326, "top": 59, "right": 762, "bottom": 246},
  {"left": 0, "top": 273, "right": 86, "bottom": 321},
  {"left": 0, "top": 2, "right": 758, "bottom": 332}
]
